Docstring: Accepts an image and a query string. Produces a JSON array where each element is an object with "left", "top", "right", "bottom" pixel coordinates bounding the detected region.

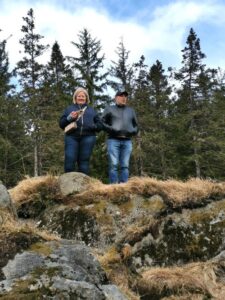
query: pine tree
[
  {"left": 109, "top": 38, "right": 134, "bottom": 95},
  {"left": 68, "top": 28, "right": 109, "bottom": 109},
  {"left": 40, "top": 41, "right": 76, "bottom": 174},
  {"left": 0, "top": 32, "right": 12, "bottom": 185},
  {"left": 47, "top": 41, "right": 76, "bottom": 96},
  {"left": 147, "top": 60, "right": 174, "bottom": 177},
  {"left": 15, "top": 8, "right": 49, "bottom": 176},
  {"left": 132, "top": 58, "right": 173, "bottom": 178},
  {"left": 0, "top": 31, "right": 28, "bottom": 186},
  {"left": 204, "top": 69, "right": 225, "bottom": 179},
  {"left": 174, "top": 28, "right": 216, "bottom": 178},
  {"left": 130, "top": 55, "right": 149, "bottom": 176},
  {"left": 0, "top": 32, "right": 11, "bottom": 95}
]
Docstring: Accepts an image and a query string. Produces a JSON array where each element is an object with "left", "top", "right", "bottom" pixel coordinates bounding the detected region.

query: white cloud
[{"left": 0, "top": 0, "right": 225, "bottom": 71}]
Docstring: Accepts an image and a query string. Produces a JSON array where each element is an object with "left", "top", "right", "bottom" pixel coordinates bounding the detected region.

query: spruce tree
[
  {"left": 147, "top": 60, "right": 174, "bottom": 177},
  {"left": 47, "top": 41, "right": 75, "bottom": 96},
  {"left": 109, "top": 38, "right": 134, "bottom": 95},
  {"left": 16, "top": 8, "right": 49, "bottom": 176},
  {"left": 0, "top": 31, "right": 27, "bottom": 186},
  {"left": 132, "top": 58, "right": 173, "bottom": 178},
  {"left": 130, "top": 55, "right": 149, "bottom": 176},
  {"left": 40, "top": 41, "right": 76, "bottom": 174},
  {"left": 68, "top": 28, "right": 108, "bottom": 108},
  {"left": 0, "top": 32, "right": 12, "bottom": 185},
  {"left": 205, "top": 69, "right": 225, "bottom": 179},
  {"left": 174, "top": 28, "right": 215, "bottom": 178}
]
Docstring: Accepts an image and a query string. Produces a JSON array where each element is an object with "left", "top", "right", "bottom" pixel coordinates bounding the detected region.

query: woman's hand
[
  {"left": 70, "top": 111, "right": 79, "bottom": 119},
  {"left": 67, "top": 111, "right": 79, "bottom": 122}
]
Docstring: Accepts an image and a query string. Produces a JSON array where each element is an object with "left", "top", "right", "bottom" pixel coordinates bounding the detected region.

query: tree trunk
[
  {"left": 34, "top": 137, "right": 38, "bottom": 177},
  {"left": 136, "top": 132, "right": 143, "bottom": 176},
  {"left": 194, "top": 144, "right": 201, "bottom": 178}
]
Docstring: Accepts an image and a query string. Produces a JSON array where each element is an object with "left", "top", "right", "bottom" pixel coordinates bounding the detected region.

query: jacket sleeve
[
  {"left": 59, "top": 108, "right": 70, "bottom": 129},
  {"left": 93, "top": 113, "right": 104, "bottom": 132},
  {"left": 132, "top": 109, "right": 139, "bottom": 135},
  {"left": 100, "top": 106, "right": 113, "bottom": 132}
]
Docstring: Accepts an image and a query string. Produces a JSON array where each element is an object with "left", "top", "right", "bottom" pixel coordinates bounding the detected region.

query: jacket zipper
[
  {"left": 80, "top": 114, "right": 84, "bottom": 136},
  {"left": 79, "top": 105, "right": 87, "bottom": 136}
]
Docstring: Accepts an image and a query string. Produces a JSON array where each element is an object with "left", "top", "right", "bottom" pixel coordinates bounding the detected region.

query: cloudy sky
[{"left": 1, "top": 0, "right": 225, "bottom": 72}]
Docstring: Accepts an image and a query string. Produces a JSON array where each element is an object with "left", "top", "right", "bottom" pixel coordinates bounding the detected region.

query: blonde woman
[{"left": 59, "top": 87, "right": 99, "bottom": 174}]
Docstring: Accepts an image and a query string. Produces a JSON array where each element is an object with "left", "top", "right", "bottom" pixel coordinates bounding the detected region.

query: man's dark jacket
[{"left": 101, "top": 104, "right": 138, "bottom": 139}]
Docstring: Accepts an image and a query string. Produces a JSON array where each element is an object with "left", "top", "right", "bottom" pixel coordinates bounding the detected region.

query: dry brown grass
[
  {"left": 98, "top": 246, "right": 140, "bottom": 300},
  {"left": 8, "top": 175, "right": 225, "bottom": 209},
  {"left": 116, "top": 219, "right": 159, "bottom": 254},
  {"left": 127, "top": 177, "right": 225, "bottom": 206},
  {"left": 9, "top": 175, "right": 60, "bottom": 204},
  {"left": 0, "top": 213, "right": 60, "bottom": 242},
  {"left": 137, "top": 261, "right": 225, "bottom": 299},
  {"left": 76, "top": 177, "right": 225, "bottom": 208},
  {"left": 98, "top": 246, "right": 122, "bottom": 267},
  {"left": 161, "top": 295, "right": 205, "bottom": 300}
]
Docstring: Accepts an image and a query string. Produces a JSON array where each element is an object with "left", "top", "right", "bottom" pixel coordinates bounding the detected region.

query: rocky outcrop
[
  {"left": 122, "top": 198, "right": 225, "bottom": 271},
  {"left": 0, "top": 240, "right": 128, "bottom": 299},
  {"left": 38, "top": 194, "right": 165, "bottom": 249},
  {"left": 7, "top": 175, "right": 225, "bottom": 299}
]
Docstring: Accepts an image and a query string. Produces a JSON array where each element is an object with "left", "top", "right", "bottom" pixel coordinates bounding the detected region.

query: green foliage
[
  {"left": 108, "top": 38, "right": 134, "bottom": 95},
  {"left": 39, "top": 42, "right": 75, "bottom": 175},
  {"left": 90, "top": 131, "right": 108, "bottom": 183},
  {"left": 1, "top": 21, "right": 225, "bottom": 186},
  {"left": 173, "top": 28, "right": 219, "bottom": 178},
  {"left": 15, "top": 8, "right": 49, "bottom": 177},
  {"left": 131, "top": 58, "right": 175, "bottom": 178},
  {"left": 68, "top": 28, "right": 109, "bottom": 109}
]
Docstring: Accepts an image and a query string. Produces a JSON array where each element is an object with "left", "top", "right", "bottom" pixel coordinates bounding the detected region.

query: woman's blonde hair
[{"left": 73, "top": 87, "right": 90, "bottom": 104}]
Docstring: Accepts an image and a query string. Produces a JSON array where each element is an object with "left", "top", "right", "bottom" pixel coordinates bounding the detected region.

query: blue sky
[{"left": 1, "top": 0, "right": 225, "bottom": 72}]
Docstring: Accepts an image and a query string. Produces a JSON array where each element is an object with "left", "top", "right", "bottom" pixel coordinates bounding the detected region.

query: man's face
[{"left": 115, "top": 94, "right": 128, "bottom": 106}]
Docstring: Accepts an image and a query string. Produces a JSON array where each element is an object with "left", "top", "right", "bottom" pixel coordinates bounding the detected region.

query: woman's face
[{"left": 75, "top": 92, "right": 87, "bottom": 105}]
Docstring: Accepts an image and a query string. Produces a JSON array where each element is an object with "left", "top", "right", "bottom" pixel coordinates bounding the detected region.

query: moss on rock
[
  {"left": 39, "top": 205, "right": 100, "bottom": 245},
  {"left": 0, "top": 231, "right": 40, "bottom": 280}
]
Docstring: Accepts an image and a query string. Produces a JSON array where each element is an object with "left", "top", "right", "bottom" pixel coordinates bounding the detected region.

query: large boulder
[
  {"left": 118, "top": 197, "right": 225, "bottom": 271},
  {"left": 0, "top": 239, "right": 128, "bottom": 300},
  {"left": 58, "top": 172, "right": 95, "bottom": 196}
]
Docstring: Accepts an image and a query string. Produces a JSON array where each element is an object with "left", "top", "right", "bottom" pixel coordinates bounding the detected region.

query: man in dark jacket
[{"left": 101, "top": 90, "right": 138, "bottom": 183}]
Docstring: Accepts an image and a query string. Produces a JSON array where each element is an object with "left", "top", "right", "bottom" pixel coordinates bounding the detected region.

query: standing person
[
  {"left": 59, "top": 87, "right": 99, "bottom": 175},
  {"left": 101, "top": 90, "right": 138, "bottom": 183}
]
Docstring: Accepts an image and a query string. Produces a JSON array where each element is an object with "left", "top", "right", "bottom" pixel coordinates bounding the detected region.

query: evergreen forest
[{"left": 1, "top": 8, "right": 225, "bottom": 188}]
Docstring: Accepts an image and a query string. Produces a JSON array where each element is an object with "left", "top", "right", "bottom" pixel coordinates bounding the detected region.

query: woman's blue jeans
[
  {"left": 107, "top": 138, "right": 132, "bottom": 183},
  {"left": 64, "top": 135, "right": 96, "bottom": 175}
]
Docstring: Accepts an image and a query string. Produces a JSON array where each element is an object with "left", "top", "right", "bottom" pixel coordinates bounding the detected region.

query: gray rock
[
  {"left": 58, "top": 172, "right": 93, "bottom": 196},
  {"left": 51, "top": 279, "right": 105, "bottom": 299},
  {"left": 101, "top": 284, "right": 129, "bottom": 299},
  {"left": 0, "top": 182, "right": 17, "bottom": 219},
  {"left": 2, "top": 252, "right": 44, "bottom": 280},
  {"left": 0, "top": 240, "right": 108, "bottom": 299}
]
